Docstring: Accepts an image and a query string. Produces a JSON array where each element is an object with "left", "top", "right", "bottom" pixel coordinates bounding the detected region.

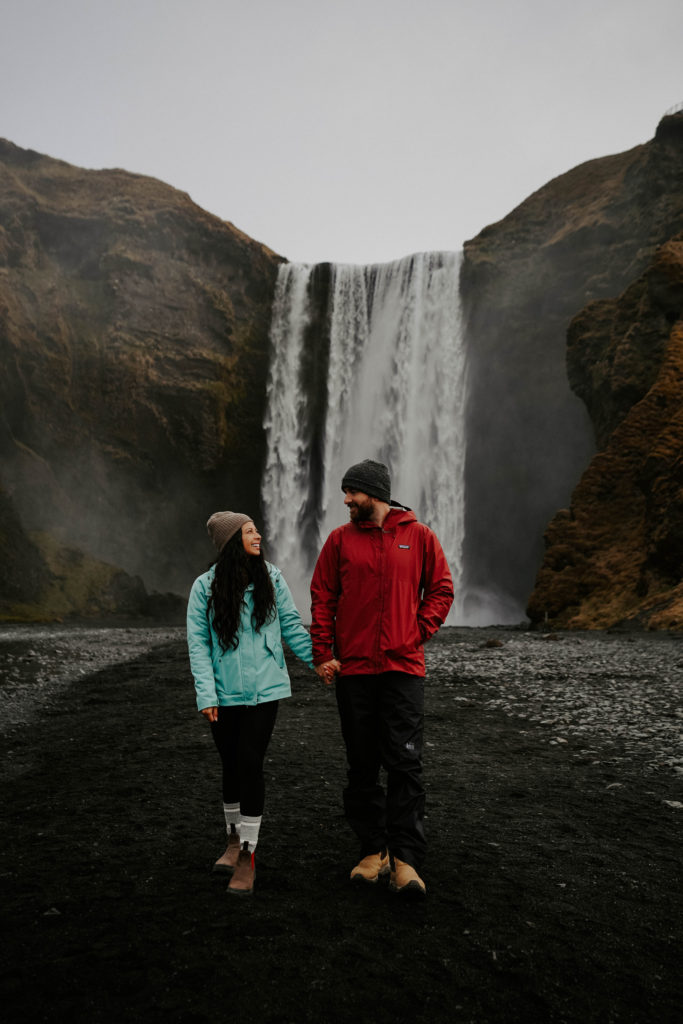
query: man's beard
[{"left": 351, "top": 502, "right": 373, "bottom": 522}]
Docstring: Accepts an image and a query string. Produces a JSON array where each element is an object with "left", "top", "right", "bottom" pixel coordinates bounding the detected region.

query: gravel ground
[
  {"left": 1, "top": 623, "right": 682, "bottom": 1023},
  {"left": 2, "top": 624, "right": 681, "bottom": 776},
  {"left": 0, "top": 624, "right": 182, "bottom": 733},
  {"left": 428, "top": 629, "right": 683, "bottom": 778}
]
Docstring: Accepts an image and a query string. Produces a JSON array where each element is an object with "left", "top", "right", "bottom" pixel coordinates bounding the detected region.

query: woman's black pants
[
  {"left": 335, "top": 672, "right": 426, "bottom": 869},
  {"left": 210, "top": 701, "right": 279, "bottom": 817}
]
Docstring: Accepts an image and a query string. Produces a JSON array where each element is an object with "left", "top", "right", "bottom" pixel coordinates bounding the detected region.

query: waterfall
[
  {"left": 262, "top": 251, "right": 467, "bottom": 622},
  {"left": 261, "top": 264, "right": 313, "bottom": 570}
]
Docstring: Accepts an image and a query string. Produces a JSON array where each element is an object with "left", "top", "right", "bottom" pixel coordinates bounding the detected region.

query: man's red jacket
[{"left": 310, "top": 505, "right": 454, "bottom": 677}]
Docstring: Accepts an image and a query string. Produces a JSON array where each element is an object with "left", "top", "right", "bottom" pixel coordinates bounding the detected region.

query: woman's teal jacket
[{"left": 187, "top": 562, "right": 314, "bottom": 711}]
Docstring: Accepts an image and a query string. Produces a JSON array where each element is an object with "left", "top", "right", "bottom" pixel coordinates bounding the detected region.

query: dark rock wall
[
  {"left": 461, "top": 112, "right": 683, "bottom": 621},
  {"left": 0, "top": 484, "right": 184, "bottom": 622},
  {"left": 0, "top": 486, "right": 53, "bottom": 608},
  {"left": 527, "top": 235, "right": 683, "bottom": 629},
  {"left": 0, "top": 139, "right": 283, "bottom": 603}
]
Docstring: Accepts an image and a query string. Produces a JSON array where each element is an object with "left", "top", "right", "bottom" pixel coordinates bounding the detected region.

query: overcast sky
[{"left": 2, "top": 0, "right": 682, "bottom": 265}]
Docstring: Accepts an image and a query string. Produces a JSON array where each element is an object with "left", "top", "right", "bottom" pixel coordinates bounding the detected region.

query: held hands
[
  {"left": 315, "top": 659, "right": 341, "bottom": 685},
  {"left": 199, "top": 658, "right": 339, "bottom": 717},
  {"left": 199, "top": 657, "right": 340, "bottom": 718}
]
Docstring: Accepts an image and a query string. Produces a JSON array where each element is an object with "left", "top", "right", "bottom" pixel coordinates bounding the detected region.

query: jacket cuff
[{"left": 313, "top": 651, "right": 334, "bottom": 666}]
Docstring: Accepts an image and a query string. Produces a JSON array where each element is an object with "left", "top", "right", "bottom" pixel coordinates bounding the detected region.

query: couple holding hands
[{"left": 187, "top": 459, "right": 453, "bottom": 897}]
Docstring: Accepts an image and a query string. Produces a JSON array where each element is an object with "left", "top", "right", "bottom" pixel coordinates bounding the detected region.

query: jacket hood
[
  {"left": 356, "top": 503, "right": 417, "bottom": 529},
  {"left": 202, "top": 560, "right": 280, "bottom": 588},
  {"left": 386, "top": 503, "right": 416, "bottom": 526}
]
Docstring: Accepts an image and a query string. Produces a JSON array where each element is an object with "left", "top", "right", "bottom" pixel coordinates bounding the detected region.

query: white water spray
[
  {"left": 261, "top": 263, "right": 314, "bottom": 577},
  {"left": 262, "top": 251, "right": 467, "bottom": 622}
]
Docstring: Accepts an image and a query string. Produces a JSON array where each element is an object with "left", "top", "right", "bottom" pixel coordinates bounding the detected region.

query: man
[{"left": 310, "top": 459, "right": 453, "bottom": 896}]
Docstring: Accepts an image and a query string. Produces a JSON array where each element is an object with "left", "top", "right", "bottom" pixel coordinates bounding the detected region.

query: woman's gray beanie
[
  {"left": 206, "top": 511, "right": 252, "bottom": 551},
  {"left": 340, "top": 459, "right": 391, "bottom": 502}
]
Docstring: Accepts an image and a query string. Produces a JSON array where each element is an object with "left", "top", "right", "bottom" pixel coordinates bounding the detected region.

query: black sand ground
[{"left": 1, "top": 628, "right": 681, "bottom": 1023}]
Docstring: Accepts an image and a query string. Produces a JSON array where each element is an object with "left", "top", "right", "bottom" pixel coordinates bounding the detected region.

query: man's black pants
[{"left": 335, "top": 671, "right": 426, "bottom": 869}]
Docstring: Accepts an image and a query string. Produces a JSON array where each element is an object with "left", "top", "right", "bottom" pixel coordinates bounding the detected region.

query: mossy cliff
[
  {"left": 0, "top": 486, "right": 182, "bottom": 622},
  {"left": 0, "top": 139, "right": 282, "bottom": 615},
  {"left": 461, "top": 111, "right": 683, "bottom": 624},
  {"left": 527, "top": 234, "right": 683, "bottom": 629}
]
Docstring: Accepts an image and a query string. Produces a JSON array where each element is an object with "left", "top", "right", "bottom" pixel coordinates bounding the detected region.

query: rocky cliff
[
  {"left": 0, "top": 484, "right": 184, "bottom": 622},
  {"left": 0, "top": 139, "right": 282, "bottom": 616},
  {"left": 461, "top": 111, "right": 683, "bottom": 623},
  {"left": 527, "top": 232, "right": 683, "bottom": 629}
]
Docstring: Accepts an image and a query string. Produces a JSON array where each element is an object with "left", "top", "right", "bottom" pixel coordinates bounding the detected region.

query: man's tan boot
[
  {"left": 350, "top": 850, "right": 390, "bottom": 885},
  {"left": 389, "top": 856, "right": 426, "bottom": 896},
  {"left": 227, "top": 845, "right": 255, "bottom": 896},
  {"left": 212, "top": 832, "right": 241, "bottom": 874}
]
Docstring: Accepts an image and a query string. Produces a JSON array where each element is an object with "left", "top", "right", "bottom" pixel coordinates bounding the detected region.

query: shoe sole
[
  {"left": 350, "top": 866, "right": 390, "bottom": 885},
  {"left": 389, "top": 880, "right": 426, "bottom": 897},
  {"left": 212, "top": 863, "right": 236, "bottom": 875},
  {"left": 226, "top": 886, "right": 254, "bottom": 896}
]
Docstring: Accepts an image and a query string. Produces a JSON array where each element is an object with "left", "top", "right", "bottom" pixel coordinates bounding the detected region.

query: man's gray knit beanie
[
  {"left": 206, "top": 511, "right": 252, "bottom": 552},
  {"left": 341, "top": 459, "right": 391, "bottom": 503}
]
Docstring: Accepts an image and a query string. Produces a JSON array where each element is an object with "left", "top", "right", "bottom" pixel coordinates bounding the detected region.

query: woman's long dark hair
[{"left": 207, "top": 529, "right": 276, "bottom": 651}]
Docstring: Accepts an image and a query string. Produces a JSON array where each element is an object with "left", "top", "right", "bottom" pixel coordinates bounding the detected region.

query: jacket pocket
[
  {"left": 264, "top": 632, "right": 286, "bottom": 669},
  {"left": 386, "top": 618, "right": 423, "bottom": 659}
]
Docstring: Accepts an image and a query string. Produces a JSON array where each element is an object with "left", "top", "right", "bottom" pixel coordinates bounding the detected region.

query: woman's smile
[{"left": 241, "top": 521, "right": 262, "bottom": 556}]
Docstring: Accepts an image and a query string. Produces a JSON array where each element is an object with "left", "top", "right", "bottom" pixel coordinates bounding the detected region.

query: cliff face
[
  {"left": 527, "top": 235, "right": 683, "bottom": 629},
  {"left": 0, "top": 486, "right": 52, "bottom": 608},
  {"left": 0, "top": 139, "right": 283, "bottom": 608},
  {"left": 461, "top": 112, "right": 683, "bottom": 623},
  {"left": 0, "top": 485, "right": 184, "bottom": 621}
]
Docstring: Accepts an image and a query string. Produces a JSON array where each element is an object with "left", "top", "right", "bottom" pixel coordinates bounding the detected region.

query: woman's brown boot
[
  {"left": 227, "top": 844, "right": 255, "bottom": 896},
  {"left": 213, "top": 832, "right": 241, "bottom": 874}
]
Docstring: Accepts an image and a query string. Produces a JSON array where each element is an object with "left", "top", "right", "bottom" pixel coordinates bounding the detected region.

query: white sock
[
  {"left": 222, "top": 802, "right": 240, "bottom": 837},
  {"left": 239, "top": 814, "right": 262, "bottom": 852}
]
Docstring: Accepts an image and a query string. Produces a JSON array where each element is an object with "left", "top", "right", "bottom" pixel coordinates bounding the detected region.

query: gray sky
[{"left": 2, "top": 0, "right": 682, "bottom": 264}]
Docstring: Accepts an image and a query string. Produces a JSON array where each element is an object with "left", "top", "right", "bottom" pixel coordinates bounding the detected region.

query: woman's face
[{"left": 241, "top": 521, "right": 261, "bottom": 557}]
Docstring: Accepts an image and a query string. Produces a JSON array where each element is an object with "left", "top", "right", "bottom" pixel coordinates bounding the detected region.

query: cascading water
[
  {"left": 261, "top": 264, "right": 313, "bottom": 568},
  {"left": 262, "top": 251, "right": 467, "bottom": 622}
]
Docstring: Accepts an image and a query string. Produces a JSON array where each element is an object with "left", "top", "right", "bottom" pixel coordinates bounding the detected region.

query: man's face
[{"left": 343, "top": 488, "right": 374, "bottom": 522}]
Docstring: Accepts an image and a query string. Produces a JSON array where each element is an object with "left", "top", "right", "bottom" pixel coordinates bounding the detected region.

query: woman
[{"left": 187, "top": 511, "right": 335, "bottom": 896}]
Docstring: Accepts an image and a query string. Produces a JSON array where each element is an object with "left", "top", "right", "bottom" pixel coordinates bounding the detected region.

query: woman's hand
[{"left": 200, "top": 706, "right": 218, "bottom": 722}]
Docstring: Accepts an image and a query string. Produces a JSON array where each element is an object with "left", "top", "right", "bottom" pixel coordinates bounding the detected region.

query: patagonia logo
[{"left": 398, "top": 544, "right": 410, "bottom": 549}]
